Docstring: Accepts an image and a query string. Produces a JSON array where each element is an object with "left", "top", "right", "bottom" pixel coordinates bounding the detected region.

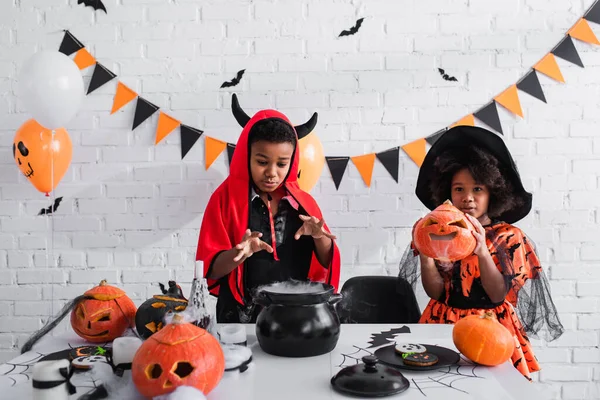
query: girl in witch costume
[
  {"left": 398, "top": 125, "right": 563, "bottom": 380},
  {"left": 196, "top": 94, "right": 341, "bottom": 323}
]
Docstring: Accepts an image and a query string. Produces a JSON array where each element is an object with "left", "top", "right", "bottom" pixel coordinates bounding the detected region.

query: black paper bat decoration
[
  {"left": 78, "top": 0, "right": 107, "bottom": 13},
  {"left": 220, "top": 69, "right": 245, "bottom": 88},
  {"left": 367, "top": 326, "right": 411, "bottom": 348},
  {"left": 38, "top": 197, "right": 63, "bottom": 216},
  {"left": 339, "top": 18, "right": 364, "bottom": 37},
  {"left": 438, "top": 68, "right": 458, "bottom": 82}
]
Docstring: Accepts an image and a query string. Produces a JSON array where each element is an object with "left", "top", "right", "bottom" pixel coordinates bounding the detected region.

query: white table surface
[{"left": 0, "top": 323, "right": 547, "bottom": 400}]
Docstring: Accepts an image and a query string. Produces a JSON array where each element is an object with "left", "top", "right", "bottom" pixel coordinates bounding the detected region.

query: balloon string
[{"left": 50, "top": 129, "right": 55, "bottom": 319}]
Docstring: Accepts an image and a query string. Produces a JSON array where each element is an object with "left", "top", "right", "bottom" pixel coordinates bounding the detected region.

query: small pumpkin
[
  {"left": 132, "top": 314, "right": 225, "bottom": 398},
  {"left": 413, "top": 200, "right": 476, "bottom": 262},
  {"left": 452, "top": 312, "right": 514, "bottom": 366},
  {"left": 70, "top": 280, "right": 137, "bottom": 342},
  {"left": 135, "top": 281, "right": 188, "bottom": 339}
]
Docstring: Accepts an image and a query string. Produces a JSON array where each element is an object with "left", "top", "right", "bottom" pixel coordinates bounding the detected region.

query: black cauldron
[{"left": 254, "top": 282, "right": 342, "bottom": 358}]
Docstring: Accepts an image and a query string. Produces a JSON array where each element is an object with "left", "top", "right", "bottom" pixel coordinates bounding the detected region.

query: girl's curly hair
[{"left": 429, "top": 145, "right": 523, "bottom": 219}]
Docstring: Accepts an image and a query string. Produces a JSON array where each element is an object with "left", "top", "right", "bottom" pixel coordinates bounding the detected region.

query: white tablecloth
[{"left": 0, "top": 324, "right": 547, "bottom": 400}]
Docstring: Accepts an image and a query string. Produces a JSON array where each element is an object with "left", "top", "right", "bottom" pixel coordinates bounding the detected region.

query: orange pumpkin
[
  {"left": 413, "top": 200, "right": 476, "bottom": 262},
  {"left": 452, "top": 312, "right": 514, "bottom": 366},
  {"left": 132, "top": 314, "right": 225, "bottom": 398},
  {"left": 70, "top": 280, "right": 137, "bottom": 342}
]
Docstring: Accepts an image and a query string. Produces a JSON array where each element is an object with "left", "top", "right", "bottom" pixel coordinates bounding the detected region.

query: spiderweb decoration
[
  {"left": 0, "top": 352, "right": 44, "bottom": 387},
  {"left": 335, "top": 337, "right": 491, "bottom": 398}
]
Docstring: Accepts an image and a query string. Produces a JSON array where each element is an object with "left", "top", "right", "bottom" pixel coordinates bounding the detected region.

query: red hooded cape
[{"left": 196, "top": 109, "right": 341, "bottom": 306}]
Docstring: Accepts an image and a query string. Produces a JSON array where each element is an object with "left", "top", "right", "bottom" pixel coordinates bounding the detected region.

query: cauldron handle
[
  {"left": 328, "top": 293, "right": 343, "bottom": 306},
  {"left": 254, "top": 291, "right": 272, "bottom": 307}
]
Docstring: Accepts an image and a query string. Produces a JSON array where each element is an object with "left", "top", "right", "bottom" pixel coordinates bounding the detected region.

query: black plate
[{"left": 374, "top": 344, "right": 460, "bottom": 371}]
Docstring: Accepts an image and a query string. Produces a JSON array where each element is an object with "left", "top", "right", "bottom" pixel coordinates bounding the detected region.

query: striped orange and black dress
[{"left": 399, "top": 221, "right": 564, "bottom": 380}]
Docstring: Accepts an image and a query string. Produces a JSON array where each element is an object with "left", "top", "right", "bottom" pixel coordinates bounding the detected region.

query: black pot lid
[{"left": 331, "top": 355, "right": 409, "bottom": 397}]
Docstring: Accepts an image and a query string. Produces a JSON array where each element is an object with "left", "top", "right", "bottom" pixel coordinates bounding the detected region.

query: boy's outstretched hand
[
  {"left": 233, "top": 229, "right": 274, "bottom": 262},
  {"left": 294, "top": 215, "right": 337, "bottom": 240}
]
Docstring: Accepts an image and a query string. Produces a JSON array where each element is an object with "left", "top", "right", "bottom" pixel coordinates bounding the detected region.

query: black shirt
[{"left": 215, "top": 193, "right": 315, "bottom": 323}]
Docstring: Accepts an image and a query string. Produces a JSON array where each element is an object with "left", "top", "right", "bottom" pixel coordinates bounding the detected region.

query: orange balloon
[
  {"left": 297, "top": 132, "right": 325, "bottom": 192},
  {"left": 13, "top": 119, "right": 72, "bottom": 195}
]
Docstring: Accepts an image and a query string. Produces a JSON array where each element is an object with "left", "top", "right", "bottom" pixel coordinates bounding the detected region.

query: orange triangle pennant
[
  {"left": 450, "top": 114, "right": 475, "bottom": 128},
  {"left": 155, "top": 112, "right": 181, "bottom": 144},
  {"left": 533, "top": 54, "right": 565, "bottom": 83},
  {"left": 111, "top": 82, "right": 137, "bottom": 114},
  {"left": 351, "top": 153, "right": 376, "bottom": 187},
  {"left": 205, "top": 136, "right": 227, "bottom": 170},
  {"left": 402, "top": 138, "right": 427, "bottom": 167},
  {"left": 568, "top": 18, "right": 600, "bottom": 45},
  {"left": 494, "top": 85, "right": 524, "bottom": 117},
  {"left": 73, "top": 48, "right": 96, "bottom": 70}
]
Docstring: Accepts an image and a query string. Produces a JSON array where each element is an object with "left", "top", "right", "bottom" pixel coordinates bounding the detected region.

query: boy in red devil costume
[{"left": 196, "top": 94, "right": 341, "bottom": 323}]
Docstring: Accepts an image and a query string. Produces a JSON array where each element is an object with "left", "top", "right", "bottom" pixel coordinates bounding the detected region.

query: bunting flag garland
[
  {"left": 568, "top": 18, "right": 600, "bottom": 45},
  {"left": 58, "top": 30, "right": 84, "bottom": 56},
  {"left": 516, "top": 71, "right": 547, "bottom": 103},
  {"left": 375, "top": 147, "right": 400, "bottom": 183},
  {"left": 474, "top": 102, "right": 503, "bottom": 135},
  {"left": 111, "top": 82, "right": 137, "bottom": 114},
  {"left": 205, "top": 137, "right": 227, "bottom": 170},
  {"left": 552, "top": 36, "right": 584, "bottom": 67},
  {"left": 401, "top": 138, "right": 427, "bottom": 167},
  {"left": 180, "top": 125, "right": 203, "bottom": 160},
  {"left": 425, "top": 129, "right": 446, "bottom": 146},
  {"left": 155, "top": 112, "right": 181, "bottom": 144},
  {"left": 73, "top": 48, "right": 96, "bottom": 70},
  {"left": 351, "top": 153, "right": 376, "bottom": 187},
  {"left": 494, "top": 85, "right": 524, "bottom": 118},
  {"left": 533, "top": 53, "right": 565, "bottom": 83},
  {"left": 227, "top": 143, "right": 236, "bottom": 166},
  {"left": 60, "top": 0, "right": 600, "bottom": 190},
  {"left": 132, "top": 98, "right": 159, "bottom": 130},
  {"left": 87, "top": 63, "right": 116, "bottom": 95}
]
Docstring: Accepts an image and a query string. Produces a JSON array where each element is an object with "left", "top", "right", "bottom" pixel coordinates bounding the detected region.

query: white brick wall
[{"left": 1, "top": 0, "right": 599, "bottom": 397}]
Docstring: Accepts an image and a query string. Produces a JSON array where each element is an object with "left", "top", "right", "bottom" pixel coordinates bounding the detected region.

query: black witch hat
[{"left": 416, "top": 125, "right": 532, "bottom": 224}]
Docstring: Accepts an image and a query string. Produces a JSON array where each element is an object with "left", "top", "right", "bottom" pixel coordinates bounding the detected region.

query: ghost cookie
[
  {"left": 403, "top": 352, "right": 439, "bottom": 367},
  {"left": 394, "top": 343, "right": 427, "bottom": 355},
  {"left": 71, "top": 355, "right": 108, "bottom": 370}
]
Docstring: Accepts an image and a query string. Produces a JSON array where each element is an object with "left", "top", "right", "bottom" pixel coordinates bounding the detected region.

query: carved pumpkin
[
  {"left": 452, "top": 312, "right": 514, "bottom": 366},
  {"left": 413, "top": 200, "right": 476, "bottom": 262},
  {"left": 135, "top": 281, "right": 188, "bottom": 339},
  {"left": 132, "top": 314, "right": 225, "bottom": 397},
  {"left": 70, "top": 280, "right": 137, "bottom": 342}
]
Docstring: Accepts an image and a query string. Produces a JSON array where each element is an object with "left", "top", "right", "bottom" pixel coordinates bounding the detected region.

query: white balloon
[{"left": 18, "top": 50, "right": 84, "bottom": 130}]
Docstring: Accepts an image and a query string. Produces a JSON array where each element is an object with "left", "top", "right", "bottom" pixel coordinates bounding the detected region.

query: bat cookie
[
  {"left": 403, "top": 352, "right": 439, "bottom": 367},
  {"left": 394, "top": 343, "right": 427, "bottom": 355}
]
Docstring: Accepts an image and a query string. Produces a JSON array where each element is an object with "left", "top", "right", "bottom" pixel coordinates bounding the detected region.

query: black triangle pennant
[
  {"left": 585, "top": 1, "right": 600, "bottom": 25},
  {"left": 87, "top": 63, "right": 116, "bottom": 95},
  {"left": 474, "top": 102, "right": 503, "bottom": 135},
  {"left": 58, "top": 30, "right": 84, "bottom": 56},
  {"left": 226, "top": 143, "right": 236, "bottom": 166},
  {"left": 552, "top": 36, "right": 584, "bottom": 67},
  {"left": 180, "top": 124, "right": 203, "bottom": 159},
  {"left": 375, "top": 147, "right": 399, "bottom": 183},
  {"left": 325, "top": 156, "right": 350, "bottom": 190},
  {"left": 425, "top": 129, "right": 446, "bottom": 146},
  {"left": 517, "top": 70, "right": 547, "bottom": 103},
  {"left": 132, "top": 98, "right": 159, "bottom": 130}
]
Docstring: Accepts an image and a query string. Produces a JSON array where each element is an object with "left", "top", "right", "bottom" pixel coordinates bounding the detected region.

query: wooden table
[{"left": 0, "top": 324, "right": 547, "bottom": 399}]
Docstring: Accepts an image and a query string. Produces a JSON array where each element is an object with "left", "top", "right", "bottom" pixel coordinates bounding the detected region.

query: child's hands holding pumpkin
[
  {"left": 233, "top": 229, "right": 274, "bottom": 262},
  {"left": 464, "top": 214, "right": 490, "bottom": 257},
  {"left": 295, "top": 215, "right": 337, "bottom": 241}
]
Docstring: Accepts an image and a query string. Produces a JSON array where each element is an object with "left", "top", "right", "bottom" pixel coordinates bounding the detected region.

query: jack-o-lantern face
[
  {"left": 135, "top": 281, "right": 188, "bottom": 339},
  {"left": 413, "top": 200, "right": 476, "bottom": 262},
  {"left": 132, "top": 315, "right": 225, "bottom": 398},
  {"left": 70, "top": 280, "right": 137, "bottom": 343},
  {"left": 12, "top": 119, "right": 73, "bottom": 195}
]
